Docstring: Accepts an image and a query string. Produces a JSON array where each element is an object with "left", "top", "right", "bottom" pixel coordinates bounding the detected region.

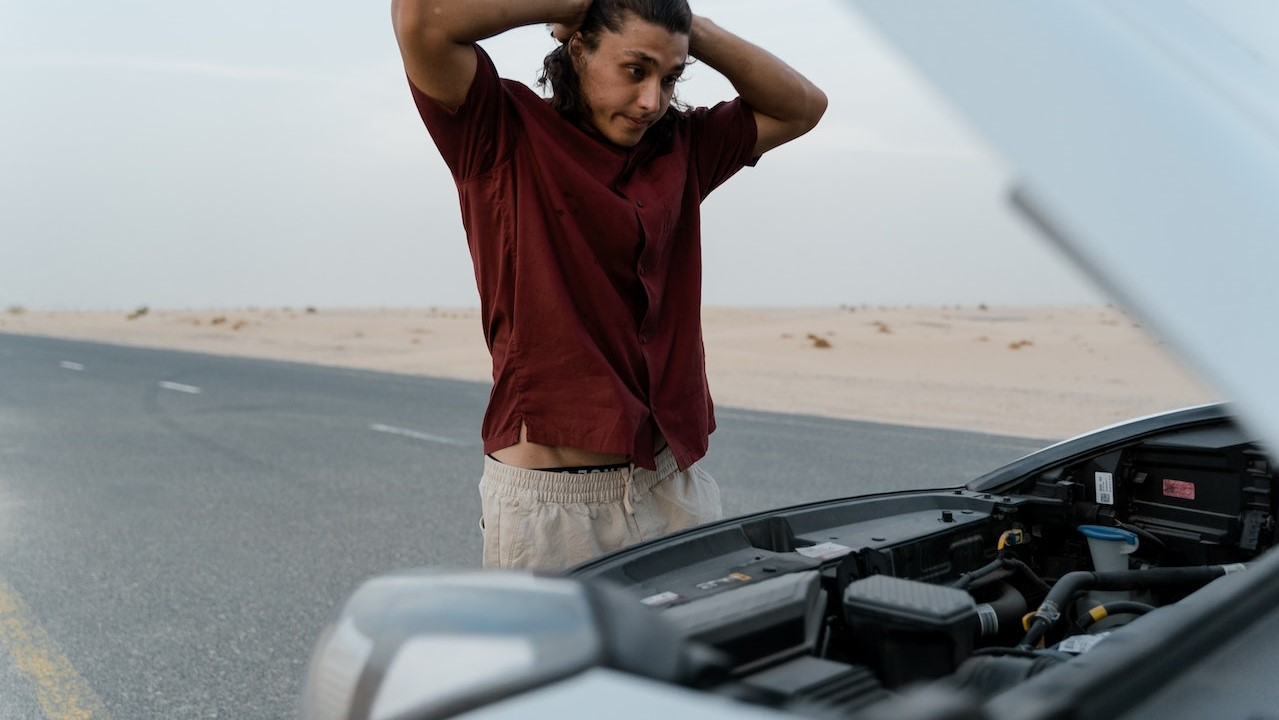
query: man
[{"left": 391, "top": 0, "right": 826, "bottom": 570}]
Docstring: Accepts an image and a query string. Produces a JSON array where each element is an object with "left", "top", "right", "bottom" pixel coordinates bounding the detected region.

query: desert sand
[{"left": 0, "top": 305, "right": 1219, "bottom": 440}]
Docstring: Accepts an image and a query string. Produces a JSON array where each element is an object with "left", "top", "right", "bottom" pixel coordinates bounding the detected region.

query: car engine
[{"left": 574, "top": 416, "right": 1275, "bottom": 718}]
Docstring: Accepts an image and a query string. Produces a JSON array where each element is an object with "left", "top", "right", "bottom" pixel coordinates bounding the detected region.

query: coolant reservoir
[{"left": 1078, "top": 525, "right": 1139, "bottom": 608}]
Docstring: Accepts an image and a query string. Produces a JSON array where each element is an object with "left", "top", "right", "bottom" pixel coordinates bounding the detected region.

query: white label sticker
[
  {"left": 639, "top": 591, "right": 682, "bottom": 607},
  {"left": 1095, "top": 472, "right": 1114, "bottom": 505},
  {"left": 796, "top": 542, "right": 852, "bottom": 561},
  {"left": 1057, "top": 632, "right": 1110, "bottom": 655}
]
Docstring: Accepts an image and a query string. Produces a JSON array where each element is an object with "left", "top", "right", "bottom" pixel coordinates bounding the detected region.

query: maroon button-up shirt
[{"left": 410, "top": 45, "right": 758, "bottom": 470}]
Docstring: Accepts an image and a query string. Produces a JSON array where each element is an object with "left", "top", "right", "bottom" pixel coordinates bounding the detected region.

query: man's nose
[{"left": 636, "top": 79, "right": 662, "bottom": 113}]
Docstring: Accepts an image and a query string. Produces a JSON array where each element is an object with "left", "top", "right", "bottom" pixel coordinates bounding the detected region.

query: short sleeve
[
  {"left": 687, "top": 98, "right": 760, "bottom": 199},
  {"left": 408, "top": 45, "right": 517, "bottom": 181}
]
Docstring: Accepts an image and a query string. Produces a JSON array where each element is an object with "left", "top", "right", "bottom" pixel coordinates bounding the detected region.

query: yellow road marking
[{"left": 0, "top": 580, "right": 110, "bottom": 720}]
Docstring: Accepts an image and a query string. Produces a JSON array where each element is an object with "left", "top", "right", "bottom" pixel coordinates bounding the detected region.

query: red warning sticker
[{"left": 1163, "top": 478, "right": 1196, "bottom": 500}]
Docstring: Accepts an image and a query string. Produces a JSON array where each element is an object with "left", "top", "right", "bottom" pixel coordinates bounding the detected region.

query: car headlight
[{"left": 300, "top": 570, "right": 603, "bottom": 720}]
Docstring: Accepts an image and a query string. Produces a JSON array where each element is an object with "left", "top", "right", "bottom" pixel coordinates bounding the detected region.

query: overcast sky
[{"left": 1, "top": 0, "right": 1106, "bottom": 311}]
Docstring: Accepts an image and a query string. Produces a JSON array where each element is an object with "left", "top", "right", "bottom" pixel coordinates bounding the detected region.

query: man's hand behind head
[{"left": 550, "top": 22, "right": 577, "bottom": 42}]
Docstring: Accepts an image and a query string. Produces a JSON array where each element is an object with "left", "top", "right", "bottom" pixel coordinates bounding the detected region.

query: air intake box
[{"left": 843, "top": 575, "right": 977, "bottom": 688}]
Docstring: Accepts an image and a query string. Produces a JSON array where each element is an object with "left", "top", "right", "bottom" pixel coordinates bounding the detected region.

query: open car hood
[{"left": 849, "top": 0, "right": 1279, "bottom": 449}]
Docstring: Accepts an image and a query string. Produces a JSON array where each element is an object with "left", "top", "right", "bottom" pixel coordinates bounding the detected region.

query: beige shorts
[{"left": 478, "top": 447, "right": 723, "bottom": 571}]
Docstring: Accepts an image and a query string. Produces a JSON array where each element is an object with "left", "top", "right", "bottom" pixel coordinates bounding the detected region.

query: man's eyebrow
[{"left": 623, "top": 49, "right": 685, "bottom": 73}]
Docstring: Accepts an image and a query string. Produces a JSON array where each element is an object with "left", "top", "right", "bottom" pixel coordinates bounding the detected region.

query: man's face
[{"left": 572, "top": 15, "right": 689, "bottom": 148}]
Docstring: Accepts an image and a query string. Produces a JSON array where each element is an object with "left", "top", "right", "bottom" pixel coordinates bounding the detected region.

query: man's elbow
[
  {"left": 392, "top": 0, "right": 439, "bottom": 42},
  {"left": 783, "top": 85, "right": 828, "bottom": 141},
  {"left": 391, "top": 0, "right": 418, "bottom": 39},
  {"left": 798, "top": 85, "right": 828, "bottom": 135},
  {"left": 751, "top": 82, "right": 829, "bottom": 154}
]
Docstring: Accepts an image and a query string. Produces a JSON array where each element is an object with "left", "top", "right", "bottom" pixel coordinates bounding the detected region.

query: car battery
[{"left": 843, "top": 574, "right": 977, "bottom": 688}]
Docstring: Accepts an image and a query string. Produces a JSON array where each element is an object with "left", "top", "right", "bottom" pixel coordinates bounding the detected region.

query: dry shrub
[
  {"left": 1008, "top": 339, "right": 1034, "bottom": 350},
  {"left": 806, "top": 333, "right": 832, "bottom": 349}
]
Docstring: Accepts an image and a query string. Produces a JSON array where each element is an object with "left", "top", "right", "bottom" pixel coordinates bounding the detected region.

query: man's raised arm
[
  {"left": 688, "top": 15, "right": 827, "bottom": 157},
  {"left": 391, "top": 0, "right": 590, "bottom": 111}
]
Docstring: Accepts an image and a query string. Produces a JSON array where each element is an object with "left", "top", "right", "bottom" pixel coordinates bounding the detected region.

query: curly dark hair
[{"left": 538, "top": 0, "right": 693, "bottom": 130}]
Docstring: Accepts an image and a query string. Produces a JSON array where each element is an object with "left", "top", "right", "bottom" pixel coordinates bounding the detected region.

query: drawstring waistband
[
  {"left": 622, "top": 464, "right": 636, "bottom": 515},
  {"left": 482, "top": 447, "right": 679, "bottom": 514}
]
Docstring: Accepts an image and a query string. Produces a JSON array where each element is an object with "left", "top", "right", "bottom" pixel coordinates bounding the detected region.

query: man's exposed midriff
[{"left": 489, "top": 422, "right": 664, "bottom": 469}]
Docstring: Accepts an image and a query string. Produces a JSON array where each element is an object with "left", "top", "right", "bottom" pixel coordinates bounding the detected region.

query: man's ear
[{"left": 568, "top": 32, "right": 586, "bottom": 61}]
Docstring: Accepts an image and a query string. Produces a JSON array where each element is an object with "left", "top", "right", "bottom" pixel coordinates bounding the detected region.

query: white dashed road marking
[
  {"left": 58, "top": 361, "right": 85, "bottom": 371},
  {"left": 369, "top": 423, "right": 466, "bottom": 446},
  {"left": 158, "top": 381, "right": 202, "bottom": 394}
]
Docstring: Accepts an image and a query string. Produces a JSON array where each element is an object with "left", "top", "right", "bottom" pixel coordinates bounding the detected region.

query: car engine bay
[{"left": 573, "top": 415, "right": 1276, "bottom": 718}]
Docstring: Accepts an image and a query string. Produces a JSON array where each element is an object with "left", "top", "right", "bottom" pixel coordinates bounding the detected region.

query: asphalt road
[{"left": 0, "top": 332, "right": 1049, "bottom": 718}]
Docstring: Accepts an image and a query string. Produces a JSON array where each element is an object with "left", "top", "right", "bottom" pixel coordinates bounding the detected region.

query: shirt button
[
  {"left": 639, "top": 333, "right": 648, "bottom": 344},
  {"left": 636, "top": 199, "right": 645, "bottom": 207},
  {"left": 638, "top": 265, "right": 646, "bottom": 276}
]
